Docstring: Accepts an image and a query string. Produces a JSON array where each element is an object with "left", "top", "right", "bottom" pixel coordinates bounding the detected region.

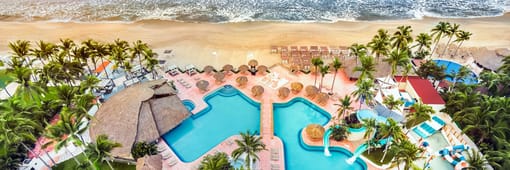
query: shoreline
[{"left": 0, "top": 13, "right": 508, "bottom": 68}]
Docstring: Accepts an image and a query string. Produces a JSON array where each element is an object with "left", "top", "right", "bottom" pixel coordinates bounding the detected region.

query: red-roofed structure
[{"left": 395, "top": 76, "right": 445, "bottom": 105}]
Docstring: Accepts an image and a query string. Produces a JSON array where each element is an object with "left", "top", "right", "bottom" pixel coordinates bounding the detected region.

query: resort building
[{"left": 394, "top": 76, "right": 446, "bottom": 112}]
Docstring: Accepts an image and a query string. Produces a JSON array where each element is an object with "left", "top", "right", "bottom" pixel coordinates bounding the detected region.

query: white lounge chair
[{"left": 168, "top": 158, "right": 178, "bottom": 166}]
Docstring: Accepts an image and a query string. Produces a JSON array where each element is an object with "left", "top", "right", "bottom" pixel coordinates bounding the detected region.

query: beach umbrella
[
  {"left": 257, "top": 65, "right": 268, "bottom": 75},
  {"left": 278, "top": 87, "right": 290, "bottom": 99},
  {"left": 236, "top": 76, "right": 248, "bottom": 87},
  {"left": 290, "top": 82, "right": 303, "bottom": 94},
  {"left": 316, "top": 92, "right": 329, "bottom": 105},
  {"left": 223, "top": 64, "right": 233, "bottom": 74},
  {"left": 238, "top": 65, "right": 250, "bottom": 75},
  {"left": 248, "top": 59, "right": 258, "bottom": 67},
  {"left": 305, "top": 85, "right": 318, "bottom": 99},
  {"left": 251, "top": 85, "right": 264, "bottom": 97},
  {"left": 203, "top": 65, "right": 215, "bottom": 75},
  {"left": 195, "top": 80, "right": 209, "bottom": 92},
  {"left": 213, "top": 72, "right": 225, "bottom": 84}
]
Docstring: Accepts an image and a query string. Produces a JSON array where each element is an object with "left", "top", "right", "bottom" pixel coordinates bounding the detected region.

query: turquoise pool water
[
  {"left": 181, "top": 99, "right": 195, "bottom": 111},
  {"left": 356, "top": 109, "right": 387, "bottom": 124},
  {"left": 162, "top": 85, "right": 260, "bottom": 162},
  {"left": 434, "top": 60, "right": 478, "bottom": 84},
  {"left": 274, "top": 98, "right": 367, "bottom": 170}
]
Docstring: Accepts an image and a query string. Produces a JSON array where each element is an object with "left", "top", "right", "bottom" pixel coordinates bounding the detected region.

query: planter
[{"left": 347, "top": 126, "right": 367, "bottom": 141}]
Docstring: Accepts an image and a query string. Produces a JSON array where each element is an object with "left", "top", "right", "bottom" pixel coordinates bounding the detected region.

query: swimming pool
[
  {"left": 181, "top": 99, "right": 195, "bottom": 112},
  {"left": 433, "top": 60, "right": 478, "bottom": 84},
  {"left": 274, "top": 98, "right": 367, "bottom": 170},
  {"left": 162, "top": 85, "right": 260, "bottom": 162},
  {"left": 410, "top": 132, "right": 453, "bottom": 170}
]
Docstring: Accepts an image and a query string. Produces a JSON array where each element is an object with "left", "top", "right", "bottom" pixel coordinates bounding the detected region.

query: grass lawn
[
  {"left": 0, "top": 69, "right": 13, "bottom": 88},
  {"left": 405, "top": 116, "right": 430, "bottom": 129},
  {"left": 53, "top": 154, "right": 136, "bottom": 170},
  {"left": 362, "top": 147, "right": 394, "bottom": 166}
]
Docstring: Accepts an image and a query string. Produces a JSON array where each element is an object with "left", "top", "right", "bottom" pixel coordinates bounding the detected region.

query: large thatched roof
[
  {"left": 136, "top": 155, "right": 163, "bottom": 170},
  {"left": 90, "top": 79, "right": 191, "bottom": 159}
]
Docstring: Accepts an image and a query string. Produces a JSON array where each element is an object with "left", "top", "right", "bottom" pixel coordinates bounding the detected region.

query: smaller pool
[
  {"left": 433, "top": 60, "right": 478, "bottom": 84},
  {"left": 181, "top": 100, "right": 195, "bottom": 112},
  {"left": 356, "top": 109, "right": 387, "bottom": 123}
]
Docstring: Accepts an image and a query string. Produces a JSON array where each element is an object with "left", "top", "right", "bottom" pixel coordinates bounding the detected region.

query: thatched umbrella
[
  {"left": 223, "top": 64, "right": 234, "bottom": 74},
  {"left": 195, "top": 80, "right": 209, "bottom": 92},
  {"left": 236, "top": 76, "right": 248, "bottom": 87},
  {"left": 248, "top": 59, "right": 258, "bottom": 68},
  {"left": 315, "top": 92, "right": 329, "bottom": 105},
  {"left": 213, "top": 72, "right": 225, "bottom": 84},
  {"left": 290, "top": 82, "right": 303, "bottom": 94},
  {"left": 305, "top": 85, "right": 318, "bottom": 99},
  {"left": 257, "top": 65, "right": 268, "bottom": 75},
  {"left": 277, "top": 87, "right": 290, "bottom": 99},
  {"left": 203, "top": 65, "right": 215, "bottom": 75},
  {"left": 251, "top": 85, "right": 264, "bottom": 97},
  {"left": 238, "top": 65, "right": 250, "bottom": 75},
  {"left": 305, "top": 124, "right": 325, "bottom": 141}
]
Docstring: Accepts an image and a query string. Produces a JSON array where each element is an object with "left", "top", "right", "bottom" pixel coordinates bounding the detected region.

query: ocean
[{"left": 0, "top": 0, "right": 508, "bottom": 23}]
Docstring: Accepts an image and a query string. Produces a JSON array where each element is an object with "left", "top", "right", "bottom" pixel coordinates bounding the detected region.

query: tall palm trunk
[
  {"left": 64, "top": 146, "right": 82, "bottom": 165},
  {"left": 430, "top": 41, "right": 440, "bottom": 59},
  {"left": 380, "top": 138, "right": 392, "bottom": 162},
  {"left": 77, "top": 134, "right": 97, "bottom": 170},
  {"left": 100, "top": 57, "right": 110, "bottom": 79},
  {"left": 314, "top": 66, "right": 319, "bottom": 87},
  {"left": 453, "top": 41, "right": 464, "bottom": 56},
  {"left": 330, "top": 70, "right": 338, "bottom": 93},
  {"left": 3, "top": 88, "right": 12, "bottom": 97},
  {"left": 441, "top": 36, "right": 454, "bottom": 57},
  {"left": 105, "top": 158, "right": 115, "bottom": 170},
  {"left": 21, "top": 143, "right": 51, "bottom": 168},
  {"left": 319, "top": 74, "right": 325, "bottom": 92}
]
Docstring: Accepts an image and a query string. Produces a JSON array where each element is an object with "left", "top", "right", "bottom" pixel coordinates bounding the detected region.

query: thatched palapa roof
[
  {"left": 90, "top": 79, "right": 191, "bottom": 159},
  {"left": 136, "top": 155, "right": 163, "bottom": 170}
]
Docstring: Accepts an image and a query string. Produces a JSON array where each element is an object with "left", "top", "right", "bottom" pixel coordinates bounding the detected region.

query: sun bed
[
  {"left": 168, "top": 158, "right": 178, "bottom": 166},
  {"left": 271, "top": 148, "right": 279, "bottom": 161},
  {"left": 271, "top": 163, "right": 280, "bottom": 170}
]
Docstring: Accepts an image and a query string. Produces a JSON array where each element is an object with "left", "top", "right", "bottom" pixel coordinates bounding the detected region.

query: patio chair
[
  {"left": 271, "top": 148, "right": 279, "bottom": 161},
  {"left": 168, "top": 158, "right": 178, "bottom": 166},
  {"left": 271, "top": 163, "right": 280, "bottom": 170}
]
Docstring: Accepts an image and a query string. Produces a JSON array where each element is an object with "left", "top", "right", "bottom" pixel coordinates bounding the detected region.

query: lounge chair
[
  {"left": 271, "top": 148, "right": 279, "bottom": 161},
  {"left": 271, "top": 163, "right": 280, "bottom": 170},
  {"left": 161, "top": 152, "right": 173, "bottom": 160},
  {"left": 168, "top": 158, "right": 178, "bottom": 166}
]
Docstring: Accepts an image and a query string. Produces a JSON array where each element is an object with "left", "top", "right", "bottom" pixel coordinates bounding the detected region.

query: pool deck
[{"left": 159, "top": 64, "right": 381, "bottom": 170}]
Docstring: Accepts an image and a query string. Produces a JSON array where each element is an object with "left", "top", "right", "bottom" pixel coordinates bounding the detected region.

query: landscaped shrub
[
  {"left": 131, "top": 141, "right": 158, "bottom": 160},
  {"left": 305, "top": 124, "right": 325, "bottom": 141},
  {"left": 199, "top": 152, "right": 233, "bottom": 170},
  {"left": 330, "top": 125, "right": 349, "bottom": 141},
  {"left": 345, "top": 113, "right": 363, "bottom": 129}
]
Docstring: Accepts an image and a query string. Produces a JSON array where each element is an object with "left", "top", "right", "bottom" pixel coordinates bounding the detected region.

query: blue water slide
[{"left": 323, "top": 128, "right": 333, "bottom": 156}]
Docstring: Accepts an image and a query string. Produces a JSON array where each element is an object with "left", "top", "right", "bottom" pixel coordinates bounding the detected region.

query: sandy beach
[{"left": 1, "top": 14, "right": 509, "bottom": 68}]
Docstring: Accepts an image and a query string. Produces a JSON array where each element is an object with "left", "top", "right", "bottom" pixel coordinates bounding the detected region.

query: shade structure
[
  {"left": 236, "top": 76, "right": 248, "bottom": 87},
  {"left": 251, "top": 85, "right": 265, "bottom": 97},
  {"left": 196, "top": 80, "right": 210, "bottom": 92},
  {"left": 290, "top": 82, "right": 303, "bottom": 94},
  {"left": 89, "top": 80, "right": 191, "bottom": 159},
  {"left": 238, "top": 65, "right": 250, "bottom": 75},
  {"left": 248, "top": 59, "right": 259, "bottom": 67},
  {"left": 315, "top": 92, "right": 329, "bottom": 105},
  {"left": 203, "top": 65, "right": 215, "bottom": 74},
  {"left": 257, "top": 65, "right": 268, "bottom": 75},
  {"left": 213, "top": 72, "right": 225, "bottom": 84},
  {"left": 277, "top": 87, "right": 290, "bottom": 99},
  {"left": 223, "top": 64, "right": 234, "bottom": 74},
  {"left": 305, "top": 85, "right": 318, "bottom": 98}
]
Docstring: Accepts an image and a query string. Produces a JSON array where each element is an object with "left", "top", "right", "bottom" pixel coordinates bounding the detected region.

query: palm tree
[
  {"left": 453, "top": 31, "right": 473, "bottom": 56},
  {"left": 335, "top": 95, "right": 353, "bottom": 122},
  {"left": 85, "top": 134, "right": 122, "bottom": 170},
  {"left": 405, "top": 102, "right": 434, "bottom": 129},
  {"left": 465, "top": 149, "right": 489, "bottom": 170},
  {"left": 362, "top": 118, "right": 377, "bottom": 154},
  {"left": 131, "top": 40, "right": 149, "bottom": 69},
  {"left": 378, "top": 119, "right": 405, "bottom": 162},
  {"left": 384, "top": 49, "right": 410, "bottom": 80},
  {"left": 441, "top": 23, "right": 460, "bottom": 57},
  {"left": 353, "top": 54, "right": 376, "bottom": 80},
  {"left": 32, "top": 40, "right": 56, "bottom": 65},
  {"left": 143, "top": 49, "right": 159, "bottom": 79},
  {"left": 449, "top": 66, "right": 471, "bottom": 91},
  {"left": 311, "top": 57, "right": 324, "bottom": 87},
  {"left": 368, "top": 29, "right": 390, "bottom": 62},
  {"left": 319, "top": 65, "right": 330, "bottom": 92},
  {"left": 388, "top": 139, "right": 424, "bottom": 170},
  {"left": 9, "top": 66, "right": 43, "bottom": 101},
  {"left": 231, "top": 130, "right": 266, "bottom": 170},
  {"left": 351, "top": 79, "right": 375, "bottom": 109},
  {"left": 330, "top": 58, "right": 342, "bottom": 94},
  {"left": 430, "top": 21, "right": 451, "bottom": 58},
  {"left": 198, "top": 152, "right": 233, "bottom": 170},
  {"left": 413, "top": 33, "right": 432, "bottom": 56},
  {"left": 58, "top": 38, "right": 76, "bottom": 61},
  {"left": 390, "top": 25, "right": 413, "bottom": 52},
  {"left": 349, "top": 43, "right": 367, "bottom": 64},
  {"left": 382, "top": 95, "right": 404, "bottom": 110}
]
